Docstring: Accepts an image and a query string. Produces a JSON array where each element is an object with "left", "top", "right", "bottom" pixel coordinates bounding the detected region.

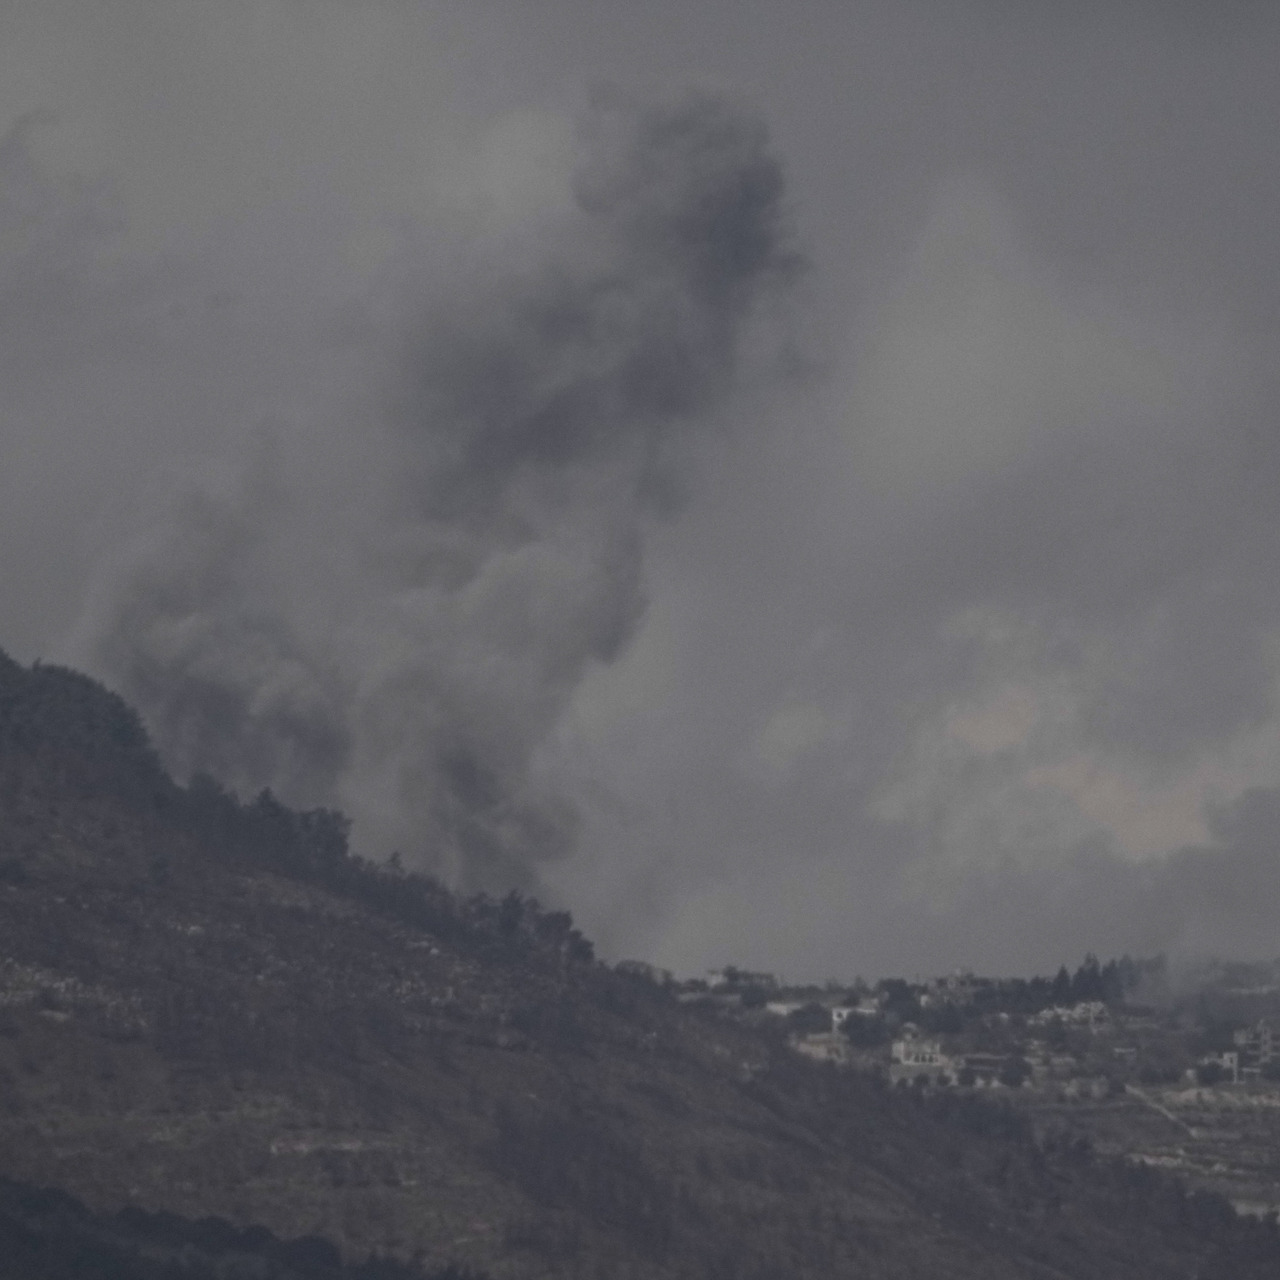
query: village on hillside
[{"left": 617, "top": 955, "right": 1280, "bottom": 1219}]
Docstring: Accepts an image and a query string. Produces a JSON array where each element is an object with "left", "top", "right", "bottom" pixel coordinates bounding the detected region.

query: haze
[{"left": 3, "top": 1, "right": 1279, "bottom": 980}]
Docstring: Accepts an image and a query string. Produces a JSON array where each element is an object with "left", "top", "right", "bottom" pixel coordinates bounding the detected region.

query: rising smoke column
[
  {"left": 83, "top": 91, "right": 797, "bottom": 891},
  {"left": 85, "top": 448, "right": 354, "bottom": 810}
]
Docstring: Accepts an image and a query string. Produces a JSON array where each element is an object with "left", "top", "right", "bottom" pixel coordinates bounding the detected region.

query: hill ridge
[{"left": 1, "top": 648, "right": 1278, "bottom": 1278}]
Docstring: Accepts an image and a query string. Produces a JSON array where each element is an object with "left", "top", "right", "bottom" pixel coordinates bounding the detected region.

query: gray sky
[{"left": 3, "top": 1, "right": 1280, "bottom": 978}]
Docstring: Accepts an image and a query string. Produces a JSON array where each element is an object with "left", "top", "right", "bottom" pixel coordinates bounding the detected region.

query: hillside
[
  {"left": 1, "top": 648, "right": 1279, "bottom": 1279},
  {"left": 0, "top": 1175, "right": 479, "bottom": 1280}
]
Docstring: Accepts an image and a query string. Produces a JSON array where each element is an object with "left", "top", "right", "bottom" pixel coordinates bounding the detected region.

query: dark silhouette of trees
[{"left": 0, "top": 1175, "right": 487, "bottom": 1280}]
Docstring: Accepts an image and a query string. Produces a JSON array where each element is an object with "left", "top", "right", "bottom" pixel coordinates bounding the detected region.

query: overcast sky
[{"left": 3, "top": 1, "right": 1280, "bottom": 979}]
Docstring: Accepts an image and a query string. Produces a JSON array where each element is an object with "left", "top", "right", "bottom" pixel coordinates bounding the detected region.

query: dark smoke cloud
[
  {"left": 403, "top": 90, "right": 793, "bottom": 519},
  {"left": 85, "top": 455, "right": 353, "bottom": 807},
  {"left": 79, "top": 91, "right": 796, "bottom": 892},
  {"left": 8, "top": 2, "right": 1280, "bottom": 980}
]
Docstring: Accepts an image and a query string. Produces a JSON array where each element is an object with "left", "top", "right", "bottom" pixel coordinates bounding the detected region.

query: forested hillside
[
  {"left": 0, "top": 1175, "right": 483, "bottom": 1280},
  {"left": 1, "top": 648, "right": 1278, "bottom": 1279}
]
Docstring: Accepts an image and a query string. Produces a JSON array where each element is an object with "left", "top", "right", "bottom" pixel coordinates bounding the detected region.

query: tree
[
  {"left": 876, "top": 978, "right": 920, "bottom": 1021},
  {"left": 786, "top": 1003, "right": 831, "bottom": 1035},
  {"left": 922, "top": 1002, "right": 963, "bottom": 1035},
  {"left": 1044, "top": 1014, "right": 1069, "bottom": 1050},
  {"left": 1195, "top": 1061, "right": 1225, "bottom": 1087},
  {"left": 999, "top": 1056, "right": 1031, "bottom": 1089},
  {"left": 1071, "top": 954, "right": 1104, "bottom": 1002},
  {"left": 1050, "top": 966, "right": 1072, "bottom": 1006},
  {"left": 841, "top": 1015, "right": 889, "bottom": 1048}
]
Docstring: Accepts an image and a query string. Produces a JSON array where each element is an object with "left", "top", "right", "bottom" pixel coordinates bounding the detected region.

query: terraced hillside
[{"left": 2, "top": 648, "right": 1279, "bottom": 1279}]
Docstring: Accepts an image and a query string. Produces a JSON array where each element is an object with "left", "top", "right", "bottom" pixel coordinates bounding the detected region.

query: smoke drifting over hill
[
  {"left": 4, "top": 2, "right": 1280, "bottom": 977},
  {"left": 78, "top": 93, "right": 795, "bottom": 891}
]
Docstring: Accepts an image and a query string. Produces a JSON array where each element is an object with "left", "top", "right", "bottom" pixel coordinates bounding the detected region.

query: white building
[{"left": 890, "top": 1034, "right": 953, "bottom": 1083}]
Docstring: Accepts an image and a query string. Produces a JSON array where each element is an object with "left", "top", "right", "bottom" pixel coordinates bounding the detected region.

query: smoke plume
[{"left": 80, "top": 91, "right": 796, "bottom": 891}]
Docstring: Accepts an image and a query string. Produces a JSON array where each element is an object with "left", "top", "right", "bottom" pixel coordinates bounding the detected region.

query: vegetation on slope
[
  {"left": 2, "top": 647, "right": 1280, "bottom": 1278},
  {"left": 0, "top": 1175, "right": 489, "bottom": 1280}
]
